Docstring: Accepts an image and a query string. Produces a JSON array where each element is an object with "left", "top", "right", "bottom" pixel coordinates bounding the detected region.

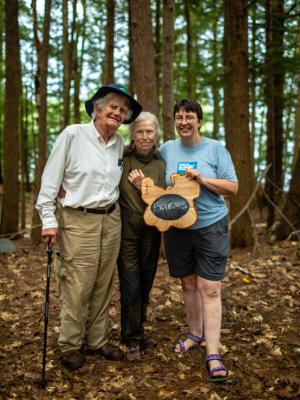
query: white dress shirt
[{"left": 36, "top": 120, "right": 124, "bottom": 229}]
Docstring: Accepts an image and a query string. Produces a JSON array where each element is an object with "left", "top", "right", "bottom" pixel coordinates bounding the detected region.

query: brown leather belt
[{"left": 76, "top": 203, "right": 116, "bottom": 214}]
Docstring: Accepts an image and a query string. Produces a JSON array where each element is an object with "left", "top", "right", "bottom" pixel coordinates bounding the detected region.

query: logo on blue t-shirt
[{"left": 177, "top": 161, "right": 198, "bottom": 174}]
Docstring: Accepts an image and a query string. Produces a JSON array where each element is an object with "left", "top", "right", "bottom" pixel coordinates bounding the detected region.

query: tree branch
[
  {"left": 262, "top": 190, "right": 295, "bottom": 231},
  {"left": 229, "top": 164, "right": 271, "bottom": 228},
  {"left": 265, "top": 175, "right": 300, "bottom": 210},
  {"left": 285, "top": 0, "right": 300, "bottom": 18}
]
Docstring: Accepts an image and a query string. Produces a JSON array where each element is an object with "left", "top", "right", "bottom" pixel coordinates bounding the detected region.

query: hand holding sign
[{"left": 141, "top": 173, "right": 200, "bottom": 232}]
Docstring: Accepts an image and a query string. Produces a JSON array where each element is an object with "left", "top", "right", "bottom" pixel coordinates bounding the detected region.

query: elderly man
[{"left": 36, "top": 83, "right": 142, "bottom": 370}]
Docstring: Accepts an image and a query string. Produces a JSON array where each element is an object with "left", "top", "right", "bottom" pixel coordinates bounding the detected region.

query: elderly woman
[
  {"left": 36, "top": 84, "right": 142, "bottom": 370},
  {"left": 117, "top": 111, "right": 165, "bottom": 362},
  {"left": 160, "top": 99, "right": 238, "bottom": 381}
]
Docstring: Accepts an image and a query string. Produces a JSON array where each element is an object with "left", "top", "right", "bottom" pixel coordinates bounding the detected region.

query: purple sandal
[
  {"left": 206, "top": 354, "right": 228, "bottom": 382},
  {"left": 175, "top": 332, "right": 205, "bottom": 353}
]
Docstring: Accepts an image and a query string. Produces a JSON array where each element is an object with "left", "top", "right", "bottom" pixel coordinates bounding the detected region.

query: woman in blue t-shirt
[{"left": 160, "top": 99, "right": 238, "bottom": 382}]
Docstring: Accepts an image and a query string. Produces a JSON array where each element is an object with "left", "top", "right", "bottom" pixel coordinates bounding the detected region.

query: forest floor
[{"left": 0, "top": 234, "right": 300, "bottom": 400}]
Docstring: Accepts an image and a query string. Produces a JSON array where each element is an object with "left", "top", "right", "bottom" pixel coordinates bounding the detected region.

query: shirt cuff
[{"left": 41, "top": 213, "right": 58, "bottom": 230}]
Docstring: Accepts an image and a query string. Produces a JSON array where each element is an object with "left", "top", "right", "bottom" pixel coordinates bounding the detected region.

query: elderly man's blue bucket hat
[{"left": 85, "top": 83, "right": 142, "bottom": 124}]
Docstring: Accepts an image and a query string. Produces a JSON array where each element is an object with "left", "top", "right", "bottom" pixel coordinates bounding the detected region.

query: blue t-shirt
[{"left": 160, "top": 137, "right": 238, "bottom": 229}]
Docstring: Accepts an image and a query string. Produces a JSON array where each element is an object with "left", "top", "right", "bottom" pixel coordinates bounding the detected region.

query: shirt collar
[{"left": 90, "top": 120, "right": 117, "bottom": 146}]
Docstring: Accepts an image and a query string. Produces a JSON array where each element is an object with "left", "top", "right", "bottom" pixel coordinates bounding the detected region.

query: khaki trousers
[{"left": 56, "top": 205, "right": 121, "bottom": 352}]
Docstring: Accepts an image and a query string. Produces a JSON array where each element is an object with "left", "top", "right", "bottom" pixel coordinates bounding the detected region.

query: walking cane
[{"left": 38, "top": 243, "right": 53, "bottom": 388}]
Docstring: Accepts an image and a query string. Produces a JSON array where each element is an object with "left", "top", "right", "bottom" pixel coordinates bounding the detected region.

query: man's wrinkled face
[{"left": 96, "top": 96, "right": 130, "bottom": 130}]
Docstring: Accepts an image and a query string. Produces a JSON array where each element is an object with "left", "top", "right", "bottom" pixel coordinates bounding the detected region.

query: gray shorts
[{"left": 163, "top": 216, "right": 230, "bottom": 281}]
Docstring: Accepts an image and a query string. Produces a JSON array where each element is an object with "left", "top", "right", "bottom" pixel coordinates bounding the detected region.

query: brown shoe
[
  {"left": 125, "top": 345, "right": 141, "bottom": 362},
  {"left": 140, "top": 335, "right": 157, "bottom": 350},
  {"left": 89, "top": 343, "right": 124, "bottom": 361},
  {"left": 61, "top": 350, "right": 85, "bottom": 370}
]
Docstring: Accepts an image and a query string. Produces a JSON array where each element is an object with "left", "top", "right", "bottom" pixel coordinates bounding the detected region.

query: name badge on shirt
[{"left": 177, "top": 161, "right": 198, "bottom": 174}]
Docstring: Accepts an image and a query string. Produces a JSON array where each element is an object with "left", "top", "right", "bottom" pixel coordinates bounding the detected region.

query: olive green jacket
[{"left": 119, "top": 144, "right": 165, "bottom": 217}]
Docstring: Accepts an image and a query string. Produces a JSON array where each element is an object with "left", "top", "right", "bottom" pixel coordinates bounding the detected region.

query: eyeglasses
[{"left": 175, "top": 115, "right": 197, "bottom": 123}]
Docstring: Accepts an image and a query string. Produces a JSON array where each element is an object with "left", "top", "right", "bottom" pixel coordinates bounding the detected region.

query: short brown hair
[{"left": 173, "top": 99, "right": 203, "bottom": 121}]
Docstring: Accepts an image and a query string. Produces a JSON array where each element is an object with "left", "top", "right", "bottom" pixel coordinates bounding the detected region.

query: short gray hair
[
  {"left": 91, "top": 93, "right": 133, "bottom": 121},
  {"left": 128, "top": 111, "right": 160, "bottom": 138}
]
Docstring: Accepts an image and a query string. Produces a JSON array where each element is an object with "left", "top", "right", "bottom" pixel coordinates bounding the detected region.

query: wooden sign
[{"left": 141, "top": 173, "right": 200, "bottom": 232}]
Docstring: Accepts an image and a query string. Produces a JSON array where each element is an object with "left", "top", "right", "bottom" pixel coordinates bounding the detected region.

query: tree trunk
[
  {"left": 1, "top": 0, "right": 21, "bottom": 235},
  {"left": 292, "top": 21, "right": 300, "bottom": 172},
  {"left": 283, "top": 78, "right": 294, "bottom": 175},
  {"left": 162, "top": 0, "right": 175, "bottom": 142},
  {"left": 31, "top": 0, "right": 52, "bottom": 244},
  {"left": 275, "top": 144, "right": 300, "bottom": 239},
  {"left": 265, "top": 0, "right": 285, "bottom": 227},
  {"left": 20, "top": 86, "right": 26, "bottom": 230},
  {"left": 211, "top": 5, "right": 220, "bottom": 140},
  {"left": 73, "top": 0, "right": 86, "bottom": 123},
  {"left": 62, "top": 0, "right": 72, "bottom": 127},
  {"left": 155, "top": 0, "right": 161, "bottom": 113},
  {"left": 276, "top": 19, "right": 300, "bottom": 239},
  {"left": 250, "top": 2, "right": 257, "bottom": 161},
  {"left": 223, "top": 0, "right": 254, "bottom": 247},
  {"left": 184, "top": 0, "right": 195, "bottom": 99},
  {"left": 23, "top": 86, "right": 30, "bottom": 192},
  {"left": 128, "top": 0, "right": 134, "bottom": 95},
  {"left": 0, "top": 0, "right": 4, "bottom": 185},
  {"left": 103, "top": 0, "right": 115, "bottom": 84},
  {"left": 129, "top": 0, "right": 157, "bottom": 114}
]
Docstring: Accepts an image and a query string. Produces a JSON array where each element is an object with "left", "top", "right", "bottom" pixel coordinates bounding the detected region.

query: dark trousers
[{"left": 117, "top": 209, "right": 161, "bottom": 347}]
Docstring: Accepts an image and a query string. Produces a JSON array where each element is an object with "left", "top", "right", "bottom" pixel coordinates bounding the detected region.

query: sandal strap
[
  {"left": 206, "top": 353, "right": 223, "bottom": 362},
  {"left": 187, "top": 332, "right": 205, "bottom": 343},
  {"left": 178, "top": 339, "right": 185, "bottom": 352},
  {"left": 208, "top": 365, "right": 228, "bottom": 376},
  {"left": 206, "top": 354, "right": 228, "bottom": 381}
]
